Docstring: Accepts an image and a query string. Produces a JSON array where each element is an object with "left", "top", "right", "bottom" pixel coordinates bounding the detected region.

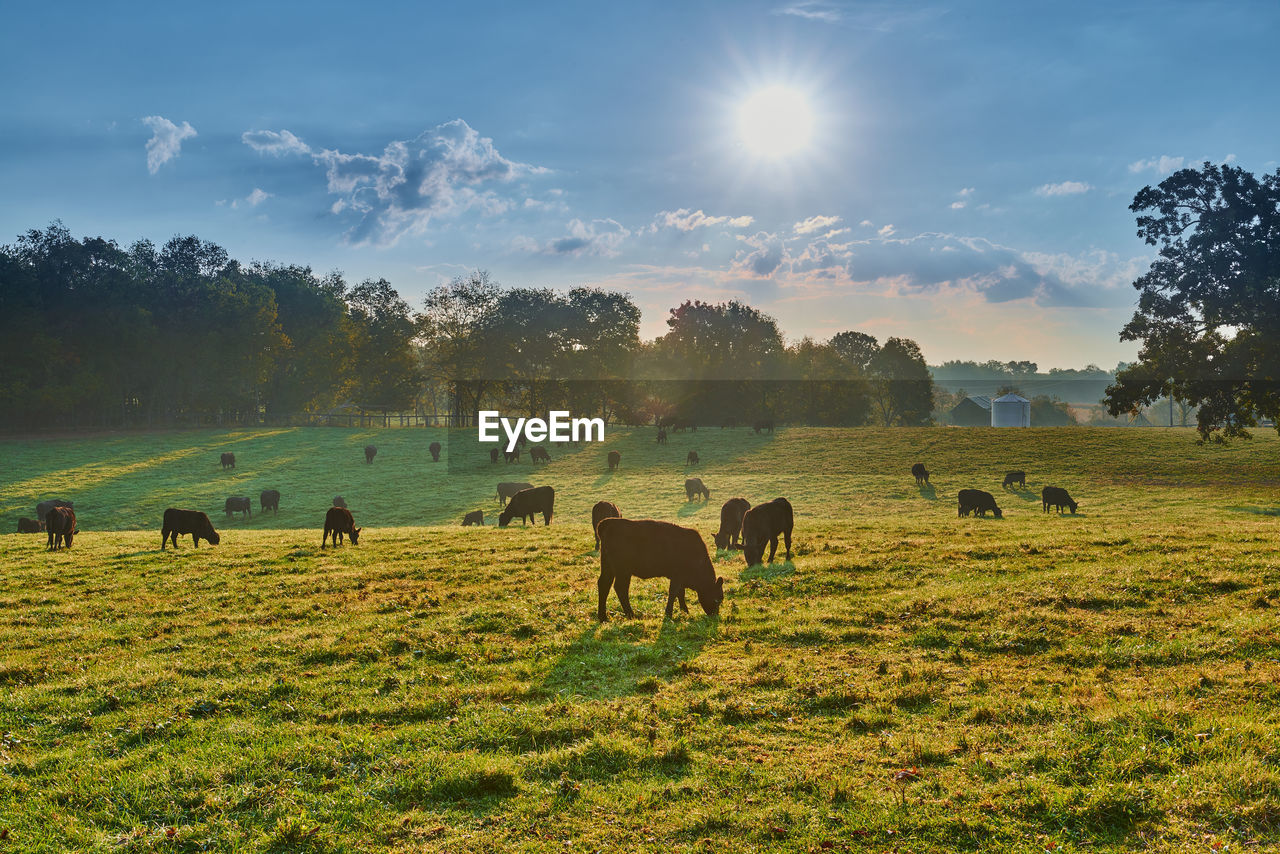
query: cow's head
[
  {"left": 1068, "top": 500, "right": 1079, "bottom": 513},
  {"left": 350, "top": 527, "right": 361, "bottom": 545},
  {"left": 992, "top": 507, "right": 1003, "bottom": 519},
  {"left": 699, "top": 577, "right": 726, "bottom": 616},
  {"left": 742, "top": 534, "right": 764, "bottom": 567},
  {"left": 206, "top": 529, "right": 221, "bottom": 545},
  {"left": 713, "top": 531, "right": 729, "bottom": 550}
]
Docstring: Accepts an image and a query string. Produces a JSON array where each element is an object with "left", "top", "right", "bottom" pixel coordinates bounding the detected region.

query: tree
[
  {"left": 347, "top": 278, "right": 423, "bottom": 410},
  {"left": 868, "top": 337, "right": 934, "bottom": 426},
  {"left": 1105, "top": 162, "right": 1280, "bottom": 438}
]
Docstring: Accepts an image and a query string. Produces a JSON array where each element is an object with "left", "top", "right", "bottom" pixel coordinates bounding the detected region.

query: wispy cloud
[
  {"left": 516, "top": 218, "right": 631, "bottom": 257},
  {"left": 793, "top": 214, "right": 841, "bottom": 234},
  {"left": 142, "top": 116, "right": 196, "bottom": 174},
  {"left": 950, "top": 187, "right": 975, "bottom": 209},
  {"left": 241, "top": 129, "right": 311, "bottom": 156},
  {"left": 773, "top": 1, "right": 843, "bottom": 22},
  {"left": 1035, "top": 180, "right": 1092, "bottom": 197},
  {"left": 653, "top": 208, "right": 754, "bottom": 232},
  {"left": 1128, "top": 155, "right": 1184, "bottom": 176}
]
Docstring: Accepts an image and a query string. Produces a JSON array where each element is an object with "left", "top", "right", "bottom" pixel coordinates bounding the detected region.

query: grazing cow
[
  {"left": 161, "top": 508, "right": 221, "bottom": 549},
  {"left": 498, "top": 485, "right": 555, "bottom": 527},
  {"left": 260, "top": 489, "right": 280, "bottom": 515},
  {"left": 497, "top": 481, "right": 534, "bottom": 507},
  {"left": 364, "top": 445, "right": 377, "bottom": 464},
  {"left": 322, "top": 507, "right": 361, "bottom": 547},
  {"left": 220, "top": 452, "right": 236, "bottom": 470},
  {"left": 591, "top": 500, "right": 621, "bottom": 549},
  {"left": 911, "top": 463, "right": 930, "bottom": 486},
  {"left": 1042, "top": 486, "right": 1079, "bottom": 514},
  {"left": 490, "top": 447, "right": 501, "bottom": 463},
  {"left": 35, "top": 499, "right": 73, "bottom": 520},
  {"left": 741, "top": 497, "right": 794, "bottom": 566},
  {"left": 504, "top": 448, "right": 521, "bottom": 463},
  {"left": 753, "top": 419, "right": 775, "bottom": 434},
  {"left": 596, "top": 518, "right": 725, "bottom": 621},
  {"left": 332, "top": 496, "right": 347, "bottom": 508},
  {"left": 1003, "top": 470, "right": 1026, "bottom": 489},
  {"left": 224, "top": 496, "right": 252, "bottom": 519},
  {"left": 45, "top": 506, "right": 77, "bottom": 550},
  {"left": 530, "top": 446, "right": 551, "bottom": 463},
  {"left": 686, "top": 450, "right": 700, "bottom": 466},
  {"left": 684, "top": 477, "right": 710, "bottom": 502},
  {"left": 656, "top": 428, "right": 667, "bottom": 445},
  {"left": 429, "top": 441, "right": 442, "bottom": 462},
  {"left": 958, "top": 489, "right": 1002, "bottom": 518},
  {"left": 713, "top": 497, "right": 751, "bottom": 551},
  {"left": 607, "top": 450, "right": 621, "bottom": 471},
  {"left": 17, "top": 517, "right": 44, "bottom": 533},
  {"left": 462, "top": 510, "right": 484, "bottom": 526}
]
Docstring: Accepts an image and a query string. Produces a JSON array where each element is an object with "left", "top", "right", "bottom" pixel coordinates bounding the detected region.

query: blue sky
[{"left": 3, "top": 1, "right": 1277, "bottom": 368}]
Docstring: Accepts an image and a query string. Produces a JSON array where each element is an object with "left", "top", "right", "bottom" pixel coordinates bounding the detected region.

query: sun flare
[{"left": 737, "top": 86, "right": 814, "bottom": 158}]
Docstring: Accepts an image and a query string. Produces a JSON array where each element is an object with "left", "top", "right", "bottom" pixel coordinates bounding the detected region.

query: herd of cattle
[{"left": 910, "top": 462, "right": 1080, "bottom": 518}]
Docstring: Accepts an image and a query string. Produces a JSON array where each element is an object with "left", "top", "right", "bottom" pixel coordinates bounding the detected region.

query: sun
[{"left": 737, "top": 86, "right": 814, "bottom": 158}]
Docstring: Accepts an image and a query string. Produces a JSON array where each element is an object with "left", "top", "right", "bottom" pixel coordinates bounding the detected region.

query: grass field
[{"left": 2, "top": 426, "right": 1279, "bottom": 852}]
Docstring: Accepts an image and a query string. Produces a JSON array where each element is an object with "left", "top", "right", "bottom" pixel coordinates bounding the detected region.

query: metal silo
[{"left": 991, "top": 393, "right": 1030, "bottom": 427}]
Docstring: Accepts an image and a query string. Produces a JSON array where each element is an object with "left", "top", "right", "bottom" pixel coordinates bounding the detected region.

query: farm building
[
  {"left": 950, "top": 395, "right": 992, "bottom": 426},
  {"left": 992, "top": 393, "right": 1031, "bottom": 427}
]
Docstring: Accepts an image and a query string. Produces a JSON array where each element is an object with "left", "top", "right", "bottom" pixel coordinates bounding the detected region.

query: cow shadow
[
  {"left": 917, "top": 484, "right": 938, "bottom": 500},
  {"left": 676, "top": 501, "right": 708, "bottom": 517},
  {"left": 741, "top": 561, "right": 795, "bottom": 581},
  {"left": 593, "top": 470, "right": 616, "bottom": 488},
  {"left": 1005, "top": 486, "right": 1038, "bottom": 501},
  {"left": 535, "top": 617, "right": 718, "bottom": 699}
]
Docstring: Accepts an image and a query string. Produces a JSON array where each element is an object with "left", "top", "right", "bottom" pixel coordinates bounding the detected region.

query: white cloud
[
  {"left": 950, "top": 201, "right": 966, "bottom": 210},
  {"left": 515, "top": 218, "right": 632, "bottom": 257},
  {"left": 773, "top": 1, "right": 843, "bottom": 22},
  {"left": 241, "top": 129, "right": 311, "bottom": 156},
  {"left": 142, "top": 116, "right": 196, "bottom": 174},
  {"left": 878, "top": 224, "right": 896, "bottom": 237},
  {"left": 653, "top": 208, "right": 754, "bottom": 231},
  {"left": 1128, "top": 155, "right": 1184, "bottom": 176},
  {"left": 733, "top": 231, "right": 786, "bottom": 277},
  {"left": 230, "top": 188, "right": 272, "bottom": 209},
  {"left": 958, "top": 187, "right": 975, "bottom": 197},
  {"left": 1035, "top": 180, "right": 1092, "bottom": 197},
  {"left": 859, "top": 219, "right": 874, "bottom": 227},
  {"left": 793, "top": 214, "right": 841, "bottom": 234}
]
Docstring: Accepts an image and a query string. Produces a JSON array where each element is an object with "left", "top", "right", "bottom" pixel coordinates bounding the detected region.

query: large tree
[
  {"left": 1105, "top": 162, "right": 1280, "bottom": 438},
  {"left": 868, "top": 337, "right": 934, "bottom": 426}
]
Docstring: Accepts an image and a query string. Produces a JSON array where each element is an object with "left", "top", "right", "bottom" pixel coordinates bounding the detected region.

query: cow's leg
[
  {"left": 665, "top": 581, "right": 681, "bottom": 620},
  {"left": 767, "top": 535, "right": 779, "bottom": 563},
  {"left": 677, "top": 586, "right": 689, "bottom": 613},
  {"left": 597, "top": 571, "right": 613, "bottom": 620},
  {"left": 161, "top": 529, "right": 169, "bottom": 550},
  {"left": 321, "top": 529, "right": 328, "bottom": 548},
  {"left": 192, "top": 533, "right": 199, "bottom": 548},
  {"left": 614, "top": 576, "right": 635, "bottom": 618},
  {"left": 783, "top": 528, "right": 792, "bottom": 560}
]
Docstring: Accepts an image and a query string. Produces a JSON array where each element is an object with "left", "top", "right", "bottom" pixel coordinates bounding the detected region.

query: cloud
[
  {"left": 242, "top": 119, "right": 543, "bottom": 245},
  {"left": 516, "top": 218, "right": 631, "bottom": 257},
  {"left": 1128, "top": 155, "right": 1184, "bottom": 176},
  {"left": 950, "top": 188, "right": 975, "bottom": 209},
  {"left": 142, "top": 116, "right": 196, "bottom": 174},
  {"left": 1035, "top": 180, "right": 1092, "bottom": 197},
  {"left": 773, "top": 1, "right": 843, "bottom": 22},
  {"left": 733, "top": 231, "right": 786, "bottom": 277},
  {"left": 653, "top": 208, "right": 754, "bottom": 231},
  {"left": 229, "top": 188, "right": 271, "bottom": 209},
  {"left": 793, "top": 214, "right": 841, "bottom": 234},
  {"left": 957, "top": 187, "right": 975, "bottom": 197},
  {"left": 950, "top": 201, "right": 967, "bottom": 210},
  {"left": 878, "top": 224, "right": 896, "bottom": 237}
]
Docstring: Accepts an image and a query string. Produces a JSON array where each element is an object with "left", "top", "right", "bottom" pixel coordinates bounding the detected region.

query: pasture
[{"left": 1, "top": 426, "right": 1279, "bottom": 852}]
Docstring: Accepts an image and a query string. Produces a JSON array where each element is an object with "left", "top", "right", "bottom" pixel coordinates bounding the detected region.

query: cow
[
  {"left": 958, "top": 489, "right": 1002, "bottom": 518},
  {"left": 462, "top": 510, "right": 484, "bottom": 526},
  {"left": 684, "top": 477, "right": 710, "bottom": 502},
  {"left": 686, "top": 450, "right": 700, "bottom": 466},
  {"left": 17, "top": 517, "right": 44, "bottom": 533},
  {"left": 161, "top": 508, "right": 220, "bottom": 549},
  {"left": 741, "top": 497, "right": 793, "bottom": 566},
  {"left": 322, "top": 506, "right": 361, "bottom": 547},
  {"left": 364, "top": 445, "right": 377, "bottom": 464},
  {"left": 911, "top": 463, "right": 930, "bottom": 486},
  {"left": 490, "top": 448, "right": 501, "bottom": 464},
  {"left": 429, "top": 441, "right": 442, "bottom": 462},
  {"left": 673, "top": 418, "right": 697, "bottom": 432},
  {"left": 607, "top": 450, "right": 621, "bottom": 471},
  {"left": 591, "top": 500, "right": 621, "bottom": 550},
  {"left": 224, "top": 496, "right": 252, "bottom": 519},
  {"left": 596, "top": 518, "right": 725, "bottom": 621},
  {"left": 753, "top": 419, "right": 775, "bottom": 434},
  {"left": 1003, "top": 470, "right": 1026, "bottom": 489},
  {"left": 656, "top": 428, "right": 668, "bottom": 445},
  {"left": 497, "top": 481, "right": 534, "bottom": 507},
  {"left": 45, "top": 506, "right": 77, "bottom": 550},
  {"left": 504, "top": 448, "right": 521, "bottom": 463},
  {"left": 35, "top": 499, "right": 73, "bottom": 520},
  {"left": 1042, "top": 486, "right": 1079, "bottom": 514},
  {"left": 220, "top": 452, "right": 236, "bottom": 470},
  {"left": 498, "top": 485, "right": 555, "bottom": 528},
  {"left": 332, "top": 496, "right": 347, "bottom": 508},
  {"left": 713, "top": 497, "right": 752, "bottom": 551},
  {"left": 530, "top": 446, "right": 551, "bottom": 463},
  {"left": 260, "top": 489, "right": 280, "bottom": 515}
]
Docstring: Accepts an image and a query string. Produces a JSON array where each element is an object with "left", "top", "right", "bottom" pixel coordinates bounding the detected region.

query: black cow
[
  {"left": 332, "top": 496, "right": 347, "bottom": 508},
  {"left": 911, "top": 463, "right": 929, "bottom": 486},
  {"left": 497, "top": 481, "right": 534, "bottom": 507},
  {"left": 17, "top": 517, "right": 44, "bottom": 533},
  {"left": 1003, "top": 470, "right": 1026, "bottom": 489},
  {"left": 1042, "top": 486, "right": 1079, "bottom": 514},
  {"left": 753, "top": 419, "right": 775, "bottom": 434},
  {"left": 462, "top": 510, "right": 484, "bottom": 526},
  {"left": 260, "top": 489, "right": 280, "bottom": 515},
  {"left": 490, "top": 447, "right": 501, "bottom": 463},
  {"left": 530, "top": 446, "right": 551, "bottom": 463},
  {"left": 429, "top": 441, "right": 442, "bottom": 462},
  {"left": 220, "top": 452, "right": 236, "bottom": 470},
  {"left": 596, "top": 518, "right": 725, "bottom": 621},
  {"left": 591, "top": 500, "right": 621, "bottom": 549},
  {"left": 36, "top": 499, "right": 73, "bottom": 520},
  {"left": 504, "top": 448, "right": 521, "bottom": 463},
  {"left": 713, "top": 497, "right": 751, "bottom": 550},
  {"left": 686, "top": 450, "right": 700, "bottom": 466},
  {"left": 741, "top": 497, "right": 793, "bottom": 566},
  {"left": 46, "top": 506, "right": 77, "bottom": 550},
  {"left": 607, "top": 450, "right": 621, "bottom": 471},
  {"left": 224, "top": 496, "right": 252, "bottom": 519},
  {"left": 364, "top": 445, "right": 377, "bottom": 464},
  {"left": 323, "top": 507, "right": 361, "bottom": 547},
  {"left": 498, "top": 485, "right": 555, "bottom": 527},
  {"left": 161, "top": 508, "right": 221, "bottom": 549},
  {"left": 684, "top": 477, "right": 710, "bottom": 502},
  {"left": 656, "top": 428, "right": 668, "bottom": 445},
  {"left": 958, "top": 489, "right": 1002, "bottom": 518}
]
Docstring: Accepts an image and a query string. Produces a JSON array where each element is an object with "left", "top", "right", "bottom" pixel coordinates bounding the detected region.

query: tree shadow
[
  {"left": 741, "top": 560, "right": 795, "bottom": 581},
  {"left": 917, "top": 484, "right": 938, "bottom": 500},
  {"left": 535, "top": 617, "right": 718, "bottom": 699},
  {"left": 1232, "top": 505, "right": 1280, "bottom": 517}
]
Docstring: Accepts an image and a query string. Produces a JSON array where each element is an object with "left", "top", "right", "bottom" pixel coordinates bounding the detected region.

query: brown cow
[
  {"left": 161, "top": 508, "right": 221, "bottom": 549},
  {"left": 656, "top": 428, "right": 667, "bottom": 445},
  {"left": 490, "top": 447, "right": 501, "bottom": 463},
  {"left": 911, "top": 463, "right": 929, "bottom": 486},
  {"left": 17, "top": 517, "right": 44, "bottom": 533},
  {"left": 260, "top": 489, "right": 280, "bottom": 515},
  {"left": 591, "top": 500, "right": 621, "bottom": 549},
  {"left": 45, "top": 506, "right": 76, "bottom": 550},
  {"left": 36, "top": 499, "right": 72, "bottom": 519},
  {"left": 497, "top": 481, "right": 534, "bottom": 507},
  {"left": 713, "top": 497, "right": 751, "bottom": 550},
  {"left": 364, "top": 445, "right": 377, "bottom": 464},
  {"left": 224, "top": 496, "right": 252, "bottom": 519},
  {"left": 220, "top": 452, "right": 236, "bottom": 470},
  {"left": 684, "top": 477, "right": 710, "bottom": 502},
  {"left": 462, "top": 510, "right": 484, "bottom": 526},
  {"left": 596, "top": 518, "right": 725, "bottom": 621},
  {"left": 499, "top": 486, "right": 555, "bottom": 527},
  {"left": 322, "top": 507, "right": 361, "bottom": 547},
  {"left": 429, "top": 441, "right": 442, "bottom": 462},
  {"left": 741, "top": 497, "right": 793, "bottom": 566},
  {"left": 607, "top": 450, "right": 621, "bottom": 471},
  {"left": 530, "top": 446, "right": 551, "bottom": 463},
  {"left": 686, "top": 450, "right": 700, "bottom": 466}
]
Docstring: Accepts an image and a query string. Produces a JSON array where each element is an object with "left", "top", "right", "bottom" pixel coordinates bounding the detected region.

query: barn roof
[{"left": 961, "top": 395, "right": 992, "bottom": 410}]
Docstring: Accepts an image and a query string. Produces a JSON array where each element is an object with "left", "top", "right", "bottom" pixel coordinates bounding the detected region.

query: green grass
[{"left": 2, "top": 426, "right": 1279, "bottom": 851}]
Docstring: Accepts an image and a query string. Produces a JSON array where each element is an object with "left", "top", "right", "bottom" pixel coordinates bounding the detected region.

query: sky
[{"left": 3, "top": 0, "right": 1277, "bottom": 369}]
